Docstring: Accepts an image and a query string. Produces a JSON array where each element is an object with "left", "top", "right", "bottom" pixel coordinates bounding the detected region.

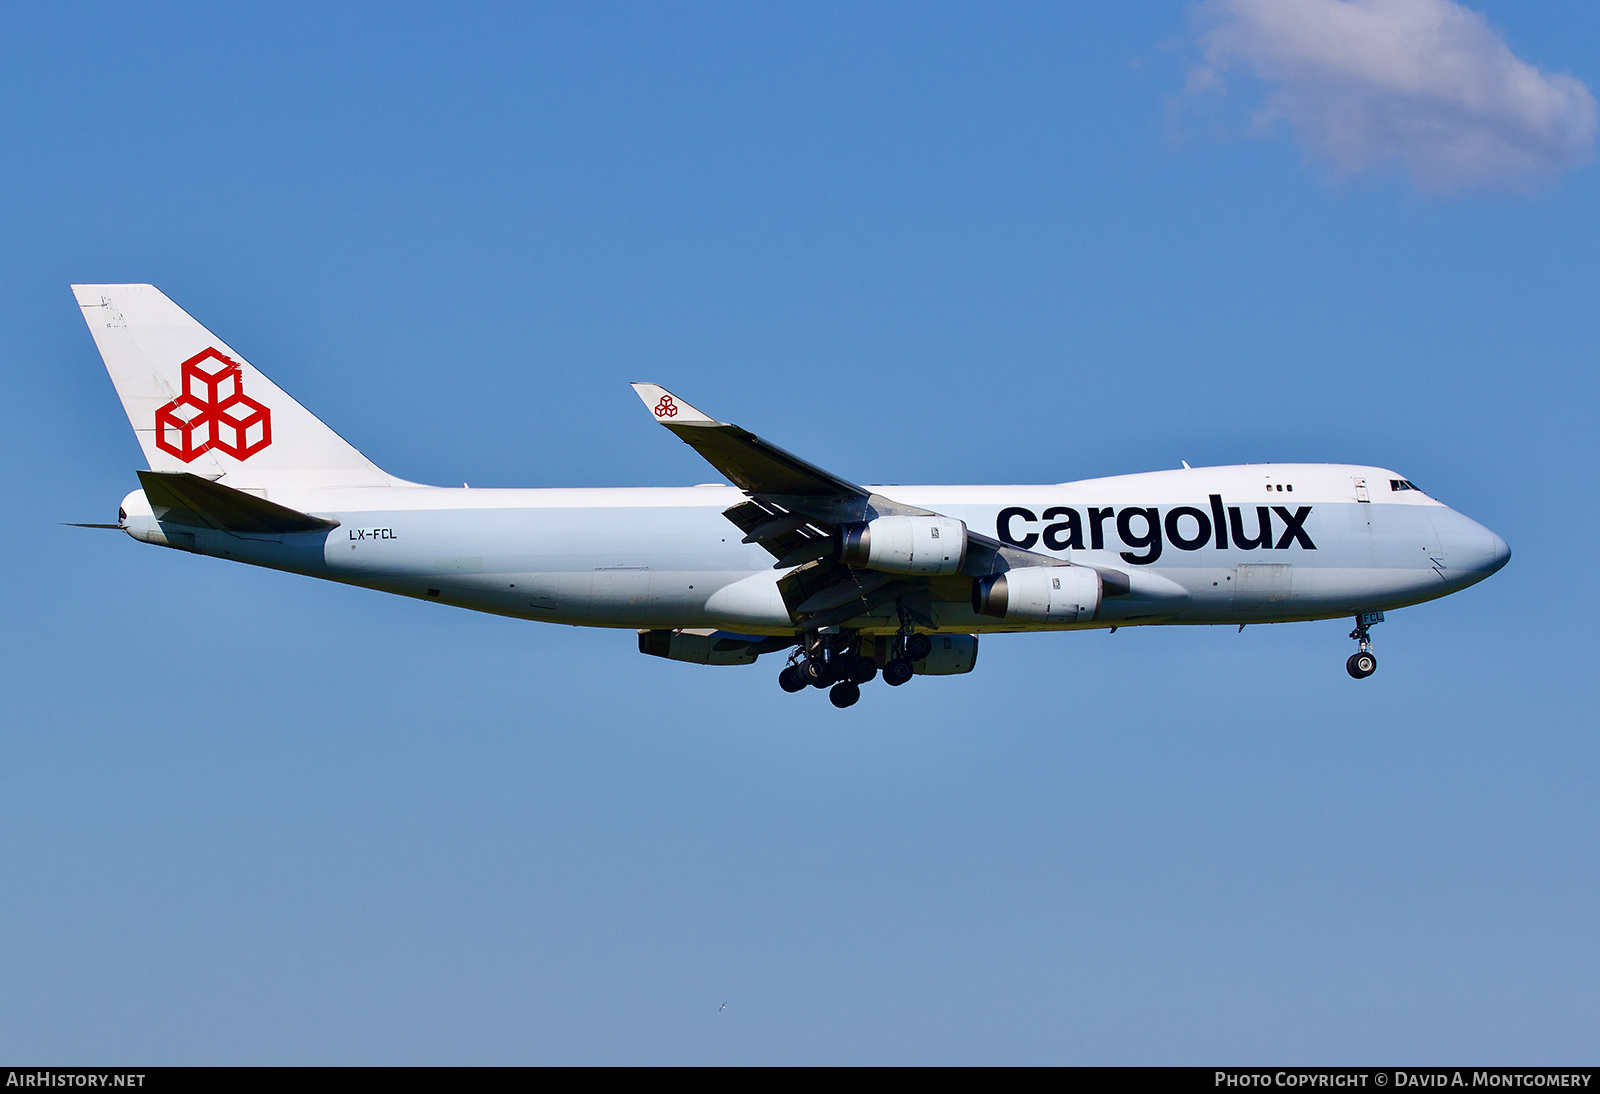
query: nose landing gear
[{"left": 1347, "top": 611, "right": 1383, "bottom": 679}]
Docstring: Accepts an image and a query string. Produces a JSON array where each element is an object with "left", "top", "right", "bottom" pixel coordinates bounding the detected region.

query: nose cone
[
  {"left": 1436, "top": 507, "right": 1510, "bottom": 585},
  {"left": 1485, "top": 530, "right": 1511, "bottom": 576}
]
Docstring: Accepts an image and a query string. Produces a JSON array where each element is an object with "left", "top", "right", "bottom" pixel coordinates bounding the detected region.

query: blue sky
[{"left": 1, "top": 1, "right": 1596, "bottom": 1063}]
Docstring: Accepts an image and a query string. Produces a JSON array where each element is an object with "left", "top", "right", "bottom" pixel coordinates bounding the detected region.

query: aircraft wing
[
  {"left": 631, "top": 383, "right": 1065, "bottom": 627},
  {"left": 630, "top": 383, "right": 864, "bottom": 500}
]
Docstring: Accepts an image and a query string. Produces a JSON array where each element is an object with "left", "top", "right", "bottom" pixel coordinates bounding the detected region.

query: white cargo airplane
[{"left": 72, "top": 284, "right": 1510, "bottom": 708}]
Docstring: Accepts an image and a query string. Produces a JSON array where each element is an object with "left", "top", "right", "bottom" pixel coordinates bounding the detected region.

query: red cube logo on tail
[{"left": 154, "top": 348, "right": 273, "bottom": 462}]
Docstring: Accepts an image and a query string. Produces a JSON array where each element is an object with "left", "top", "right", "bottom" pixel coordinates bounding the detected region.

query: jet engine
[
  {"left": 913, "top": 633, "right": 979, "bottom": 675},
  {"left": 971, "top": 566, "right": 1100, "bottom": 623},
  {"left": 840, "top": 515, "right": 967, "bottom": 576}
]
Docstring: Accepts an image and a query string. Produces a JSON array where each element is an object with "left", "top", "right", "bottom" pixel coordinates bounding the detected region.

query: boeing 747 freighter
[{"left": 71, "top": 284, "right": 1510, "bottom": 708}]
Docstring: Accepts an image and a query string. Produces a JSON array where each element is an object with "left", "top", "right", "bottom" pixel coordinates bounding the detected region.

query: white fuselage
[{"left": 119, "top": 462, "right": 1509, "bottom": 635}]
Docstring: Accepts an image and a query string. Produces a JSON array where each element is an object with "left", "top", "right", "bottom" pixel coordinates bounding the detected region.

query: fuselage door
[{"left": 1354, "top": 477, "right": 1370, "bottom": 503}]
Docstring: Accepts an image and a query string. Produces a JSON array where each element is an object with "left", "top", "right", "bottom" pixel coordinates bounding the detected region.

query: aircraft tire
[
  {"left": 778, "top": 665, "right": 806, "bottom": 693},
  {"left": 1346, "top": 652, "right": 1377, "bottom": 679},
  {"left": 829, "top": 681, "right": 861, "bottom": 708},
  {"left": 802, "top": 659, "right": 834, "bottom": 688},
  {"left": 883, "top": 658, "right": 914, "bottom": 686},
  {"left": 907, "top": 634, "right": 932, "bottom": 662},
  {"left": 851, "top": 659, "right": 878, "bottom": 685}
]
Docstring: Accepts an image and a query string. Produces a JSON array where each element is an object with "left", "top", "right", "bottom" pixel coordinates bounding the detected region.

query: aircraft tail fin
[{"left": 73, "top": 284, "right": 393, "bottom": 489}]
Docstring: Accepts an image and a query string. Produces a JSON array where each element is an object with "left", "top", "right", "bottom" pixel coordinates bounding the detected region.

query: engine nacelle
[
  {"left": 638, "top": 629, "right": 759, "bottom": 666},
  {"left": 913, "top": 633, "right": 979, "bottom": 675},
  {"left": 971, "top": 566, "right": 1101, "bottom": 623},
  {"left": 840, "top": 515, "right": 967, "bottom": 576}
]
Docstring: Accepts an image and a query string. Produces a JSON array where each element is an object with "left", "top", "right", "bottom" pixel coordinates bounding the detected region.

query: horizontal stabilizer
[{"left": 137, "top": 471, "right": 340, "bottom": 534}]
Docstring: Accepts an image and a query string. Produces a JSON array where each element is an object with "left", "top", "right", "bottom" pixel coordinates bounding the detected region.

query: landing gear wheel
[
  {"left": 829, "top": 681, "right": 861, "bottom": 708},
  {"left": 802, "top": 659, "right": 834, "bottom": 688},
  {"left": 850, "top": 659, "right": 878, "bottom": 685},
  {"left": 778, "top": 665, "right": 805, "bottom": 693},
  {"left": 883, "top": 658, "right": 914, "bottom": 687},
  {"left": 1346, "top": 612, "right": 1382, "bottom": 680},
  {"left": 906, "top": 634, "right": 932, "bottom": 662}
]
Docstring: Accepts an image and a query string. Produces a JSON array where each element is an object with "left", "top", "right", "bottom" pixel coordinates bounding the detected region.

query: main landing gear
[
  {"left": 777, "top": 626, "right": 928, "bottom": 708},
  {"left": 1346, "top": 611, "right": 1383, "bottom": 679},
  {"left": 881, "top": 630, "right": 929, "bottom": 688},
  {"left": 879, "top": 606, "right": 930, "bottom": 689}
]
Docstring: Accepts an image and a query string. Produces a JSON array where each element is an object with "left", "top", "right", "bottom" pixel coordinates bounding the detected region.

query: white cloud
[{"left": 1189, "top": 0, "right": 1597, "bottom": 192}]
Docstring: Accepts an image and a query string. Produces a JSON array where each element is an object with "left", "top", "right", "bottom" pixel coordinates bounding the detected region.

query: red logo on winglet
[
  {"left": 654, "top": 395, "right": 678, "bottom": 419},
  {"left": 154, "top": 348, "right": 273, "bottom": 462}
]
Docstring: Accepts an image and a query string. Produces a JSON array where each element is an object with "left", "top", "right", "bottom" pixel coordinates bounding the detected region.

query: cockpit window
[{"left": 1390, "top": 479, "right": 1422, "bottom": 491}]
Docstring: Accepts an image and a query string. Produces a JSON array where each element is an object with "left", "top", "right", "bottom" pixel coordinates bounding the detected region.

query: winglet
[{"left": 630, "top": 383, "right": 717, "bottom": 426}]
